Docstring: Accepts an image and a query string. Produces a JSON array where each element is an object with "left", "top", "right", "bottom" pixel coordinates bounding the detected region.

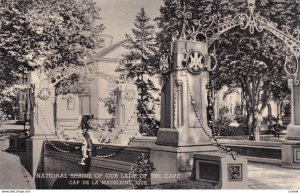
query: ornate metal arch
[
  {"left": 93, "top": 70, "right": 120, "bottom": 85},
  {"left": 171, "top": 0, "right": 300, "bottom": 84}
]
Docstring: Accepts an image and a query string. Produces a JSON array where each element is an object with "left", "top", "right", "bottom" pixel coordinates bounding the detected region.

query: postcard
[{"left": 0, "top": 0, "right": 299, "bottom": 191}]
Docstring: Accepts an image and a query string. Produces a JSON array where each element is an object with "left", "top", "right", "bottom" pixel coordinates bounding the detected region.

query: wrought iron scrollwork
[
  {"left": 170, "top": 0, "right": 300, "bottom": 84},
  {"left": 208, "top": 54, "right": 217, "bottom": 72}
]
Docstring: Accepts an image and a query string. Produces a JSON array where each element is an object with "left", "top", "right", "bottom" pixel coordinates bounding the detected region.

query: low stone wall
[
  {"left": 37, "top": 141, "right": 150, "bottom": 189},
  {"left": 215, "top": 135, "right": 286, "bottom": 141},
  {"left": 130, "top": 137, "right": 283, "bottom": 165},
  {"left": 37, "top": 138, "right": 283, "bottom": 189},
  {"left": 217, "top": 139, "right": 282, "bottom": 164},
  {"left": 129, "top": 136, "right": 157, "bottom": 148}
]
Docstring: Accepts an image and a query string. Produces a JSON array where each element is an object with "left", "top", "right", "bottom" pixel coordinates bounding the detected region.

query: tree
[
  {"left": 119, "top": 7, "right": 160, "bottom": 135},
  {"left": 0, "top": 0, "right": 37, "bottom": 118},
  {"left": 0, "top": 0, "right": 104, "bottom": 118},
  {"left": 213, "top": 32, "right": 290, "bottom": 139},
  {"left": 156, "top": 0, "right": 297, "bottom": 140},
  {"left": 0, "top": 0, "right": 104, "bottom": 95},
  {"left": 212, "top": 0, "right": 297, "bottom": 140}
]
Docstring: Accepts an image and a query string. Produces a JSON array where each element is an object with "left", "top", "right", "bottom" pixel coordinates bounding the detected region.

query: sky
[{"left": 95, "top": 0, "right": 163, "bottom": 43}]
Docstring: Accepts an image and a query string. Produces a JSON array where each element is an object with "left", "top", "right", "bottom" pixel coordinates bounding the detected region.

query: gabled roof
[{"left": 87, "top": 39, "right": 129, "bottom": 64}]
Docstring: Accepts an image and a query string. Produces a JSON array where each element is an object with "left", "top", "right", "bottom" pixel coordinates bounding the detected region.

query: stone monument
[
  {"left": 150, "top": 40, "right": 219, "bottom": 184},
  {"left": 282, "top": 66, "right": 300, "bottom": 169},
  {"left": 114, "top": 83, "right": 140, "bottom": 145},
  {"left": 26, "top": 72, "right": 58, "bottom": 176}
]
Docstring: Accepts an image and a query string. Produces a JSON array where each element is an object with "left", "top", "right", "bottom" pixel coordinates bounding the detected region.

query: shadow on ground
[{"left": 5, "top": 149, "right": 27, "bottom": 169}]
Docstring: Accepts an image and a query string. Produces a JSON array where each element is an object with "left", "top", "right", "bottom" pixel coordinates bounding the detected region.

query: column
[
  {"left": 282, "top": 56, "right": 300, "bottom": 169},
  {"left": 30, "top": 83, "right": 56, "bottom": 136},
  {"left": 114, "top": 83, "right": 140, "bottom": 145},
  {"left": 151, "top": 40, "right": 218, "bottom": 184},
  {"left": 27, "top": 82, "right": 58, "bottom": 176},
  {"left": 156, "top": 40, "right": 213, "bottom": 146}
]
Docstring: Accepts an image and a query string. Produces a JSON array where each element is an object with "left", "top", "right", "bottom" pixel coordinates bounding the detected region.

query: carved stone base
[
  {"left": 156, "top": 128, "right": 212, "bottom": 146},
  {"left": 194, "top": 152, "right": 248, "bottom": 189},
  {"left": 26, "top": 135, "right": 58, "bottom": 177},
  {"left": 150, "top": 144, "right": 218, "bottom": 184},
  {"left": 282, "top": 140, "right": 300, "bottom": 169},
  {"left": 287, "top": 124, "right": 300, "bottom": 140}
]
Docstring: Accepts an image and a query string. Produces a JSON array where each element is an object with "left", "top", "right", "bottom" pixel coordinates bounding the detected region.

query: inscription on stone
[{"left": 198, "top": 162, "right": 219, "bottom": 182}]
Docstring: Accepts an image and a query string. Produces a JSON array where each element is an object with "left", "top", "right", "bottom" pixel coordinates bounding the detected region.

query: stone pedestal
[
  {"left": 152, "top": 40, "right": 218, "bottom": 183},
  {"left": 26, "top": 136, "right": 52, "bottom": 176},
  {"left": 151, "top": 145, "right": 218, "bottom": 184},
  {"left": 194, "top": 152, "right": 248, "bottom": 189},
  {"left": 282, "top": 78, "right": 300, "bottom": 169},
  {"left": 156, "top": 127, "right": 212, "bottom": 146},
  {"left": 114, "top": 83, "right": 140, "bottom": 145},
  {"left": 282, "top": 140, "right": 300, "bottom": 169},
  {"left": 7, "top": 134, "right": 27, "bottom": 152}
]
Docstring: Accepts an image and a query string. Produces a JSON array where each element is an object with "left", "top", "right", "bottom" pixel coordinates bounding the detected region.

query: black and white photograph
[{"left": 0, "top": 0, "right": 300, "bottom": 190}]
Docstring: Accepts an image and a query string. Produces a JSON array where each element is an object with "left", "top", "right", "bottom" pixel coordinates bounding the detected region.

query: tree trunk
[{"left": 247, "top": 109, "right": 259, "bottom": 141}]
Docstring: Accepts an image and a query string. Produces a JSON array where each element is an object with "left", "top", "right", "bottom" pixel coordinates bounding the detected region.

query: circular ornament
[
  {"left": 159, "top": 53, "right": 171, "bottom": 73},
  {"left": 39, "top": 87, "right": 51, "bottom": 100},
  {"left": 185, "top": 50, "right": 206, "bottom": 74},
  {"left": 125, "top": 89, "right": 135, "bottom": 101},
  {"left": 284, "top": 57, "right": 298, "bottom": 76}
]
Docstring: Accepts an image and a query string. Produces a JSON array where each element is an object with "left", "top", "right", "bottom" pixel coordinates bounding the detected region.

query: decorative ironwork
[
  {"left": 171, "top": 0, "right": 300, "bottom": 84},
  {"left": 185, "top": 50, "right": 206, "bottom": 74},
  {"left": 208, "top": 54, "right": 217, "bottom": 72},
  {"left": 284, "top": 47, "right": 299, "bottom": 84},
  {"left": 159, "top": 53, "right": 171, "bottom": 73},
  {"left": 93, "top": 70, "right": 121, "bottom": 85}
]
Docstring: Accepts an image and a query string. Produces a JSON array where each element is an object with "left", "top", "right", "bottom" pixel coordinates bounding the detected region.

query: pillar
[
  {"left": 27, "top": 82, "right": 58, "bottom": 176},
  {"left": 114, "top": 83, "right": 140, "bottom": 145},
  {"left": 30, "top": 83, "right": 56, "bottom": 137},
  {"left": 282, "top": 60, "right": 300, "bottom": 169},
  {"left": 151, "top": 40, "right": 218, "bottom": 184}
]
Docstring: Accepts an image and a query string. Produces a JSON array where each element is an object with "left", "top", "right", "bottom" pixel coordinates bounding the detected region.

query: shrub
[
  {"left": 130, "top": 153, "right": 155, "bottom": 189},
  {"left": 213, "top": 116, "right": 233, "bottom": 136},
  {"left": 234, "top": 115, "right": 248, "bottom": 135}
]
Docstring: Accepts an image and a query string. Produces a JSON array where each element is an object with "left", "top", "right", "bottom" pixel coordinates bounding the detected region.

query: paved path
[
  {"left": 0, "top": 134, "right": 35, "bottom": 189},
  {"left": 248, "top": 162, "right": 300, "bottom": 189}
]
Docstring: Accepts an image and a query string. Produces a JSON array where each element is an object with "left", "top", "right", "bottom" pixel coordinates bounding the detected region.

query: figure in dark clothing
[
  {"left": 273, "top": 120, "right": 281, "bottom": 138},
  {"left": 80, "top": 114, "right": 93, "bottom": 134}
]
